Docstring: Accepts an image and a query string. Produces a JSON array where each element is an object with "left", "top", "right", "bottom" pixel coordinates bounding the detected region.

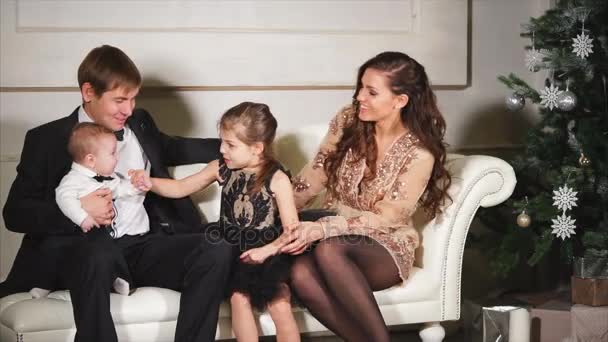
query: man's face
[{"left": 82, "top": 84, "right": 139, "bottom": 131}]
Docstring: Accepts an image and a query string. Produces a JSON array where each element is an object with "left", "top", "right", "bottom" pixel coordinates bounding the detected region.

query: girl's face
[
  {"left": 356, "top": 68, "right": 407, "bottom": 123},
  {"left": 219, "top": 125, "right": 263, "bottom": 170}
]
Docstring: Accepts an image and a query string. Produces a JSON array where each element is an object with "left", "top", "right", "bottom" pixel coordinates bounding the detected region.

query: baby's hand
[
  {"left": 128, "top": 169, "right": 152, "bottom": 192},
  {"left": 240, "top": 245, "right": 278, "bottom": 265},
  {"left": 80, "top": 215, "right": 98, "bottom": 233}
]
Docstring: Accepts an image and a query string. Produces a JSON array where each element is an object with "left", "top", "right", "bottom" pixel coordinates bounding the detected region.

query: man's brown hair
[
  {"left": 68, "top": 123, "right": 115, "bottom": 162},
  {"left": 77, "top": 45, "right": 142, "bottom": 96}
]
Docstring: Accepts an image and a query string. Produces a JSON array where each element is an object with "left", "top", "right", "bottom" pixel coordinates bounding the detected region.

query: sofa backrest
[{"left": 1, "top": 124, "right": 515, "bottom": 297}]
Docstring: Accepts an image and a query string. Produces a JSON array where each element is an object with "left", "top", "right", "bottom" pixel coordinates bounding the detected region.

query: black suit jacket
[{"left": 0, "top": 107, "right": 220, "bottom": 296}]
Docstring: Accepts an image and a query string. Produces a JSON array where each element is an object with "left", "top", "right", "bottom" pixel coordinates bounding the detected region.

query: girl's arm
[
  {"left": 239, "top": 170, "right": 299, "bottom": 264},
  {"left": 131, "top": 160, "right": 221, "bottom": 198},
  {"left": 268, "top": 170, "right": 300, "bottom": 248}
]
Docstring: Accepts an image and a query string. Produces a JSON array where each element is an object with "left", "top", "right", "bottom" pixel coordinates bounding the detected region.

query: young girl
[{"left": 132, "top": 102, "right": 300, "bottom": 342}]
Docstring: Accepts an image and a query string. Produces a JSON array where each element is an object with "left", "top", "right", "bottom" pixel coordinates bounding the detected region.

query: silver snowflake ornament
[
  {"left": 551, "top": 212, "right": 576, "bottom": 240},
  {"left": 540, "top": 84, "right": 563, "bottom": 110},
  {"left": 552, "top": 184, "right": 578, "bottom": 211},
  {"left": 524, "top": 48, "right": 543, "bottom": 72},
  {"left": 572, "top": 32, "right": 593, "bottom": 59}
]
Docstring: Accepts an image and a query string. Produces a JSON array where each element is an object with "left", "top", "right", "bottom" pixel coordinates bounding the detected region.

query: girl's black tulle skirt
[
  {"left": 228, "top": 253, "right": 293, "bottom": 310},
  {"left": 204, "top": 209, "right": 336, "bottom": 311},
  {"left": 204, "top": 223, "right": 292, "bottom": 311}
]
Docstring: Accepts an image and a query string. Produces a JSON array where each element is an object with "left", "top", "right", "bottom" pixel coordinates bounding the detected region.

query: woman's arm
[
  {"left": 292, "top": 105, "right": 355, "bottom": 209},
  {"left": 319, "top": 149, "right": 434, "bottom": 238},
  {"left": 283, "top": 148, "right": 434, "bottom": 254}
]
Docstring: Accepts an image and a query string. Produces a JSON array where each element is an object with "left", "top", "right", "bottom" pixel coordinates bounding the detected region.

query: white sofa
[{"left": 0, "top": 126, "right": 516, "bottom": 342}]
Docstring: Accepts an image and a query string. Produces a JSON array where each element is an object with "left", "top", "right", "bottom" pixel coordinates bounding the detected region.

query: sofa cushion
[
  {"left": 0, "top": 265, "right": 439, "bottom": 334},
  {"left": 0, "top": 287, "right": 183, "bottom": 332}
]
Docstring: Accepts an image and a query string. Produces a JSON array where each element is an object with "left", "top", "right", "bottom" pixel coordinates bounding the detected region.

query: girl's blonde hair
[{"left": 219, "top": 102, "right": 278, "bottom": 194}]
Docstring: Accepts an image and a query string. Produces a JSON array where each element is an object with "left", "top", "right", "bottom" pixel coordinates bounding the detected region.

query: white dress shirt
[
  {"left": 75, "top": 106, "right": 151, "bottom": 237},
  {"left": 55, "top": 162, "right": 148, "bottom": 238}
]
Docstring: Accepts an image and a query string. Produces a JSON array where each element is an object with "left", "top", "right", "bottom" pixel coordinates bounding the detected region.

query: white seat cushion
[{"left": 0, "top": 266, "right": 439, "bottom": 334}]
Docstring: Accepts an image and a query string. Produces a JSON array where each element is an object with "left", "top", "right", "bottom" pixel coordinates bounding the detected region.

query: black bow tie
[
  {"left": 114, "top": 129, "right": 124, "bottom": 141},
  {"left": 93, "top": 175, "right": 114, "bottom": 182}
]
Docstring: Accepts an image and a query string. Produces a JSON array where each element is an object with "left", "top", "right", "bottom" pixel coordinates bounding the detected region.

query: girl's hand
[
  {"left": 128, "top": 169, "right": 152, "bottom": 192},
  {"left": 240, "top": 245, "right": 279, "bottom": 264},
  {"left": 280, "top": 221, "right": 325, "bottom": 255}
]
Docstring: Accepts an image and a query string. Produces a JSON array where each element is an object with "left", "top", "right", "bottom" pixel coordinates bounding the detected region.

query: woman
[{"left": 281, "top": 51, "right": 452, "bottom": 342}]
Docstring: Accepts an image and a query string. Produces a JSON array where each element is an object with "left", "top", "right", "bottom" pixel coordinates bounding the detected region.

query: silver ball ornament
[
  {"left": 516, "top": 211, "right": 531, "bottom": 228},
  {"left": 557, "top": 91, "right": 577, "bottom": 111},
  {"left": 505, "top": 93, "right": 525, "bottom": 111}
]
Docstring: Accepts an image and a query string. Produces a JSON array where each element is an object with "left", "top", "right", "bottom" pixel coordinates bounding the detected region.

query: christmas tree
[{"left": 475, "top": 0, "right": 608, "bottom": 279}]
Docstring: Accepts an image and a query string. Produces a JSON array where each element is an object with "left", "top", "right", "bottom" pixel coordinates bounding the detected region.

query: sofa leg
[{"left": 419, "top": 322, "right": 445, "bottom": 342}]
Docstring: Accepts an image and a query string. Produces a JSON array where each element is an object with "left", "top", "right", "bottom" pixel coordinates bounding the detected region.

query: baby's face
[{"left": 93, "top": 134, "right": 118, "bottom": 176}]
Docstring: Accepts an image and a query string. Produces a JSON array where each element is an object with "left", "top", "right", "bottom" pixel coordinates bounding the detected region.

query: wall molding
[
  {"left": 0, "top": 144, "right": 522, "bottom": 163},
  {"left": 2, "top": 0, "right": 469, "bottom": 87},
  {"left": 17, "top": 0, "right": 420, "bottom": 34},
  {"left": 0, "top": 84, "right": 468, "bottom": 93}
]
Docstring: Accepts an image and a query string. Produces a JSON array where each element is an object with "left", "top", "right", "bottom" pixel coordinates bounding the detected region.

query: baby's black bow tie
[
  {"left": 93, "top": 175, "right": 114, "bottom": 182},
  {"left": 114, "top": 129, "right": 124, "bottom": 141}
]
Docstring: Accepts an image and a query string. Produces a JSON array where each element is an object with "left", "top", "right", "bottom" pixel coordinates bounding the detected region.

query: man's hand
[
  {"left": 128, "top": 169, "right": 152, "bottom": 192},
  {"left": 80, "top": 188, "right": 113, "bottom": 226},
  {"left": 240, "top": 245, "right": 279, "bottom": 265},
  {"left": 80, "top": 215, "right": 98, "bottom": 233}
]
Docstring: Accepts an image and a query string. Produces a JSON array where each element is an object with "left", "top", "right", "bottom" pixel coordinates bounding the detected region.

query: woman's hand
[
  {"left": 128, "top": 169, "right": 152, "bottom": 192},
  {"left": 280, "top": 221, "right": 325, "bottom": 255},
  {"left": 240, "top": 245, "right": 279, "bottom": 264}
]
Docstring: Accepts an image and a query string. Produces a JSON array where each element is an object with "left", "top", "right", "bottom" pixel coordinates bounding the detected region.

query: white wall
[{"left": 0, "top": 0, "right": 549, "bottom": 281}]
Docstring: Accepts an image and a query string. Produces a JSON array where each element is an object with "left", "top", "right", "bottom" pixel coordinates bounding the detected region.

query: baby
[{"left": 29, "top": 122, "right": 146, "bottom": 298}]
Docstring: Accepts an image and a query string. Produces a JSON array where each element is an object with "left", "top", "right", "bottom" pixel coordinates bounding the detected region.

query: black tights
[{"left": 289, "top": 235, "right": 401, "bottom": 342}]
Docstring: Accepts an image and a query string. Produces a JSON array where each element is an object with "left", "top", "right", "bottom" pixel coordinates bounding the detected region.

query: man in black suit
[{"left": 1, "top": 45, "right": 233, "bottom": 342}]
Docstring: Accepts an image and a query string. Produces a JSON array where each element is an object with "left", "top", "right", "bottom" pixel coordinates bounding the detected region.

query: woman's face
[{"left": 356, "top": 68, "right": 406, "bottom": 123}]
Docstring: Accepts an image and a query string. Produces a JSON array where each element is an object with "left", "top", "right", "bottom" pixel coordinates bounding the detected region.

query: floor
[{"left": 225, "top": 324, "right": 466, "bottom": 342}]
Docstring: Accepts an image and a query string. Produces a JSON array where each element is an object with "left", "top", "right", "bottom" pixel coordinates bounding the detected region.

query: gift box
[
  {"left": 530, "top": 299, "right": 572, "bottom": 342},
  {"left": 482, "top": 306, "right": 531, "bottom": 342},
  {"left": 571, "top": 304, "right": 608, "bottom": 342},
  {"left": 572, "top": 257, "right": 608, "bottom": 279},
  {"left": 571, "top": 276, "right": 608, "bottom": 306}
]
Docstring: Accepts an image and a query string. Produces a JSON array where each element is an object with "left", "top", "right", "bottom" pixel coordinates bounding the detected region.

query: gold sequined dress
[{"left": 293, "top": 105, "right": 434, "bottom": 282}]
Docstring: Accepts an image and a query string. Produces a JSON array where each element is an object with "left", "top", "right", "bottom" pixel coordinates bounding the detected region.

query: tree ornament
[
  {"left": 551, "top": 180, "right": 578, "bottom": 240},
  {"left": 525, "top": 49, "right": 543, "bottom": 72},
  {"left": 540, "top": 83, "right": 563, "bottom": 110},
  {"left": 517, "top": 210, "right": 531, "bottom": 228},
  {"left": 516, "top": 196, "right": 531, "bottom": 228},
  {"left": 505, "top": 93, "right": 525, "bottom": 111},
  {"left": 551, "top": 212, "right": 577, "bottom": 240},
  {"left": 578, "top": 153, "right": 591, "bottom": 167},
  {"left": 552, "top": 184, "right": 578, "bottom": 211},
  {"left": 572, "top": 20, "right": 593, "bottom": 59},
  {"left": 525, "top": 32, "right": 543, "bottom": 72},
  {"left": 557, "top": 82, "right": 577, "bottom": 111}
]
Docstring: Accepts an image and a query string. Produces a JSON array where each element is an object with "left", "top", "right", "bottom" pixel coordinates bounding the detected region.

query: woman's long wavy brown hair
[{"left": 324, "top": 52, "right": 451, "bottom": 218}]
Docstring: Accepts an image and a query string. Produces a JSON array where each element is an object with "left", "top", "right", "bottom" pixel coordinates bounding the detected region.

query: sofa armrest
[{"left": 436, "top": 153, "right": 516, "bottom": 320}]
